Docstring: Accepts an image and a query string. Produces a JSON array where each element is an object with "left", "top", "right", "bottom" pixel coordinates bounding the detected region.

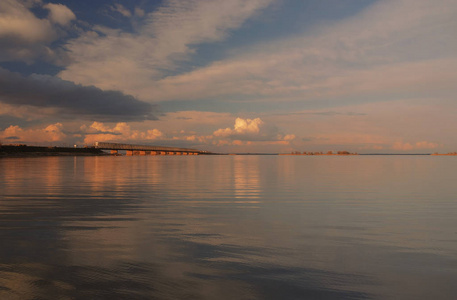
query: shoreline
[
  {"left": 2, "top": 145, "right": 456, "bottom": 157},
  {"left": 0, "top": 145, "right": 108, "bottom": 158}
]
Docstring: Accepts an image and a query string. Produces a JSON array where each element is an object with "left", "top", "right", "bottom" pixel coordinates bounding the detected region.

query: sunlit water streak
[{"left": 1, "top": 155, "right": 457, "bottom": 299}]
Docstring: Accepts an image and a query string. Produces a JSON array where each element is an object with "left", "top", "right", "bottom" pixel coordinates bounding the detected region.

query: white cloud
[
  {"left": 213, "top": 117, "right": 295, "bottom": 143},
  {"left": 214, "top": 118, "right": 263, "bottom": 137}
]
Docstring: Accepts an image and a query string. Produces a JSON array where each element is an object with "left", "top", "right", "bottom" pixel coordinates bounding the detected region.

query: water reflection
[
  {"left": 233, "top": 156, "right": 261, "bottom": 200},
  {"left": 1, "top": 156, "right": 457, "bottom": 299}
]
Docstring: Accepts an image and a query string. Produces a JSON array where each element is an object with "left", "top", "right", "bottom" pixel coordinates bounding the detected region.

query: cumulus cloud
[
  {"left": 214, "top": 118, "right": 263, "bottom": 137},
  {"left": 0, "top": 68, "right": 157, "bottom": 121},
  {"left": 0, "top": 121, "right": 168, "bottom": 146},
  {"left": 51, "top": 117, "right": 295, "bottom": 150},
  {"left": 0, "top": 123, "right": 67, "bottom": 143},
  {"left": 213, "top": 117, "right": 295, "bottom": 143},
  {"left": 0, "top": 0, "right": 76, "bottom": 63},
  {"left": 59, "top": 0, "right": 274, "bottom": 95}
]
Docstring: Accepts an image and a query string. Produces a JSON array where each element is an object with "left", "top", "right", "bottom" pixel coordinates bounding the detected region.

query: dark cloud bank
[{"left": 0, "top": 68, "right": 157, "bottom": 121}]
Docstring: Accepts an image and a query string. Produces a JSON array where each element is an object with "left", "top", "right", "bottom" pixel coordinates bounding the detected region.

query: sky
[{"left": 0, "top": 0, "right": 456, "bottom": 153}]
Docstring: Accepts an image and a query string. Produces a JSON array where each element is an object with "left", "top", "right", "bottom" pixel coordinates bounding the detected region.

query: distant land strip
[
  {"left": 2, "top": 144, "right": 457, "bottom": 157},
  {"left": 0, "top": 144, "right": 106, "bottom": 157},
  {"left": 281, "top": 151, "right": 358, "bottom": 155},
  {"left": 0, "top": 143, "right": 211, "bottom": 157}
]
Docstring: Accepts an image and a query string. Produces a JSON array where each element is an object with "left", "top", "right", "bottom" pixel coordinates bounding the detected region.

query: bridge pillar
[
  {"left": 133, "top": 151, "right": 140, "bottom": 155},
  {"left": 139, "top": 151, "right": 146, "bottom": 155},
  {"left": 168, "top": 152, "right": 175, "bottom": 155},
  {"left": 182, "top": 152, "right": 188, "bottom": 155},
  {"left": 126, "top": 150, "right": 133, "bottom": 156},
  {"left": 150, "top": 151, "right": 158, "bottom": 155},
  {"left": 176, "top": 152, "right": 182, "bottom": 155},
  {"left": 160, "top": 151, "right": 166, "bottom": 155}
]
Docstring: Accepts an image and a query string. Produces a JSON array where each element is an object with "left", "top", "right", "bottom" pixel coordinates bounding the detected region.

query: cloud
[
  {"left": 213, "top": 117, "right": 295, "bottom": 142},
  {"left": 0, "top": 68, "right": 157, "bottom": 121},
  {"left": 392, "top": 141, "right": 440, "bottom": 151},
  {"left": 44, "top": 3, "right": 76, "bottom": 26},
  {"left": 134, "top": 7, "right": 145, "bottom": 18},
  {"left": 0, "top": 123, "right": 67, "bottom": 143},
  {"left": 62, "top": 117, "right": 295, "bottom": 150},
  {"left": 0, "top": 0, "right": 76, "bottom": 63},
  {"left": 214, "top": 118, "right": 263, "bottom": 137},
  {"left": 261, "top": 100, "right": 455, "bottom": 153},
  {"left": 0, "top": 102, "right": 58, "bottom": 121},
  {"left": 109, "top": 4, "right": 132, "bottom": 18},
  {"left": 81, "top": 122, "right": 163, "bottom": 144},
  {"left": 103, "top": 0, "right": 456, "bottom": 103},
  {"left": 0, "top": 0, "right": 54, "bottom": 43},
  {"left": 59, "top": 0, "right": 274, "bottom": 96}
]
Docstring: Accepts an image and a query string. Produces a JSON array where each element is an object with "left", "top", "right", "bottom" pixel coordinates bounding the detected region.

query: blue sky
[{"left": 0, "top": 0, "right": 456, "bottom": 153}]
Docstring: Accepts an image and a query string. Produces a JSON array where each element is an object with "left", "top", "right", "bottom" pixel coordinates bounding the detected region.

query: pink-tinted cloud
[
  {"left": 0, "top": 123, "right": 66, "bottom": 143},
  {"left": 214, "top": 118, "right": 263, "bottom": 137},
  {"left": 82, "top": 122, "right": 163, "bottom": 144},
  {"left": 392, "top": 141, "right": 440, "bottom": 151},
  {"left": 213, "top": 117, "right": 295, "bottom": 142},
  {"left": 80, "top": 117, "right": 295, "bottom": 152}
]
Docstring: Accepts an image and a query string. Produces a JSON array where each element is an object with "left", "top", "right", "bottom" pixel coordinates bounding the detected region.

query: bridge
[{"left": 94, "top": 142, "right": 209, "bottom": 155}]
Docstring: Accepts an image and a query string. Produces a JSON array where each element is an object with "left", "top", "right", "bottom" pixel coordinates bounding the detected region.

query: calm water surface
[{"left": 1, "top": 155, "right": 457, "bottom": 299}]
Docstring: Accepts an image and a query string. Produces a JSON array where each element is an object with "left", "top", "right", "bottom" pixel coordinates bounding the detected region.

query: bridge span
[{"left": 94, "top": 142, "right": 209, "bottom": 155}]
